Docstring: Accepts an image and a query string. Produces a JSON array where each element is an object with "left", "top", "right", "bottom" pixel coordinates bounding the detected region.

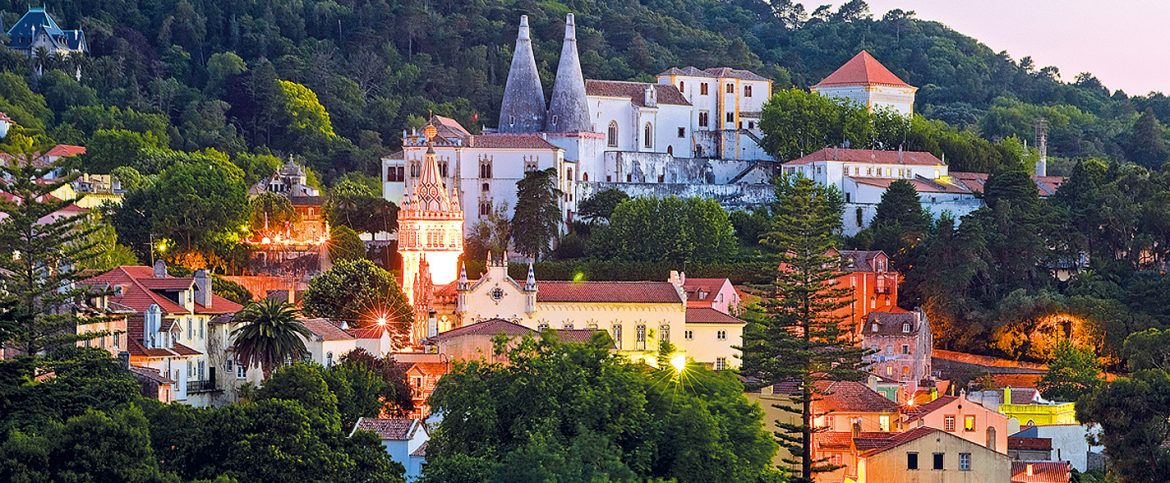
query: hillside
[{"left": 0, "top": 0, "right": 1166, "bottom": 178}]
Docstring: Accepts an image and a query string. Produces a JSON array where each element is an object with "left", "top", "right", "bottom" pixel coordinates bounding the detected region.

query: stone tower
[
  {"left": 398, "top": 122, "right": 464, "bottom": 345},
  {"left": 498, "top": 15, "right": 546, "bottom": 133},
  {"left": 546, "top": 13, "right": 591, "bottom": 133}
]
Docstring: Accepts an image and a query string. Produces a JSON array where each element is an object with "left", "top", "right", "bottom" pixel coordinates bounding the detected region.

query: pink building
[
  {"left": 681, "top": 276, "right": 740, "bottom": 315},
  {"left": 861, "top": 309, "right": 932, "bottom": 395},
  {"left": 903, "top": 393, "right": 1009, "bottom": 454}
]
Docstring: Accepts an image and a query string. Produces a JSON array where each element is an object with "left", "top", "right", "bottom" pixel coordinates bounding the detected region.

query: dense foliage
[
  {"left": 302, "top": 259, "right": 413, "bottom": 345},
  {"left": 588, "top": 196, "right": 738, "bottom": 266}
]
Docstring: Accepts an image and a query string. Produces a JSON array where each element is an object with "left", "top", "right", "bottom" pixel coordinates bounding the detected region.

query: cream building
[
  {"left": 811, "top": 51, "right": 917, "bottom": 116},
  {"left": 434, "top": 259, "right": 743, "bottom": 368}
]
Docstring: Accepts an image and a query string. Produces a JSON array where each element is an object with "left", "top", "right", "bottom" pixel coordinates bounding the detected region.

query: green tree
[
  {"left": 577, "top": 189, "right": 629, "bottom": 223},
  {"left": 0, "top": 135, "right": 101, "bottom": 355},
  {"left": 230, "top": 299, "right": 310, "bottom": 377},
  {"left": 248, "top": 191, "right": 298, "bottom": 234},
  {"left": 324, "top": 174, "right": 398, "bottom": 234},
  {"left": 857, "top": 179, "right": 931, "bottom": 272},
  {"left": 589, "top": 196, "right": 738, "bottom": 266},
  {"left": 323, "top": 362, "right": 387, "bottom": 427},
  {"left": 205, "top": 51, "right": 247, "bottom": 95},
  {"left": 465, "top": 202, "right": 511, "bottom": 263},
  {"left": 83, "top": 129, "right": 165, "bottom": 174},
  {"left": 49, "top": 406, "right": 176, "bottom": 482},
  {"left": 1037, "top": 340, "right": 1102, "bottom": 401},
  {"left": 1123, "top": 328, "right": 1170, "bottom": 372},
  {"left": 511, "top": 168, "right": 562, "bottom": 261},
  {"left": 760, "top": 88, "right": 847, "bottom": 160},
  {"left": 1125, "top": 109, "right": 1170, "bottom": 169},
  {"left": 302, "top": 259, "right": 413, "bottom": 345},
  {"left": 328, "top": 225, "right": 367, "bottom": 263},
  {"left": 339, "top": 348, "right": 414, "bottom": 414},
  {"left": 277, "top": 80, "right": 336, "bottom": 151},
  {"left": 1077, "top": 369, "right": 1170, "bottom": 482},
  {"left": 742, "top": 176, "right": 867, "bottom": 482}
]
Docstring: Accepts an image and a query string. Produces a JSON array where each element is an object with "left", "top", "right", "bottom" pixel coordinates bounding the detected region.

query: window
[
  {"left": 186, "top": 319, "right": 192, "bottom": 338},
  {"left": 387, "top": 165, "right": 405, "bottom": 182},
  {"left": 964, "top": 415, "right": 976, "bottom": 432},
  {"left": 944, "top": 416, "right": 956, "bottom": 432},
  {"left": 684, "top": 330, "right": 693, "bottom": 340},
  {"left": 959, "top": 453, "right": 971, "bottom": 471},
  {"left": 635, "top": 324, "right": 647, "bottom": 350},
  {"left": 902, "top": 366, "right": 910, "bottom": 379},
  {"left": 479, "top": 160, "right": 493, "bottom": 178},
  {"left": 679, "top": 81, "right": 685, "bottom": 92},
  {"left": 886, "top": 345, "right": 893, "bottom": 354},
  {"left": 700, "top": 82, "right": 709, "bottom": 95},
  {"left": 870, "top": 296, "right": 876, "bottom": 309},
  {"left": 659, "top": 324, "right": 670, "bottom": 342},
  {"left": 524, "top": 157, "right": 539, "bottom": 172},
  {"left": 907, "top": 452, "right": 919, "bottom": 470},
  {"left": 677, "top": 127, "right": 685, "bottom": 138},
  {"left": 698, "top": 111, "right": 709, "bottom": 128},
  {"left": 326, "top": 351, "right": 334, "bottom": 368},
  {"left": 726, "top": 83, "right": 734, "bottom": 94},
  {"left": 716, "top": 330, "right": 727, "bottom": 340},
  {"left": 197, "top": 360, "right": 205, "bottom": 379},
  {"left": 482, "top": 182, "right": 490, "bottom": 193},
  {"left": 439, "top": 160, "right": 449, "bottom": 178},
  {"left": 200, "top": 319, "right": 204, "bottom": 339},
  {"left": 886, "top": 366, "right": 893, "bottom": 376},
  {"left": 563, "top": 322, "right": 574, "bottom": 330},
  {"left": 903, "top": 322, "right": 912, "bottom": 333},
  {"left": 582, "top": 172, "right": 588, "bottom": 182},
  {"left": 879, "top": 415, "right": 891, "bottom": 432},
  {"left": 643, "top": 123, "right": 653, "bottom": 149},
  {"left": 537, "top": 323, "right": 549, "bottom": 331},
  {"left": 902, "top": 344, "right": 910, "bottom": 355},
  {"left": 933, "top": 453, "right": 944, "bottom": 470},
  {"left": 715, "top": 357, "right": 727, "bottom": 370},
  {"left": 657, "top": 174, "right": 665, "bottom": 183},
  {"left": 745, "top": 85, "right": 753, "bottom": 97},
  {"left": 410, "top": 161, "right": 421, "bottom": 177},
  {"left": 236, "top": 363, "right": 246, "bottom": 379},
  {"left": 612, "top": 324, "right": 623, "bottom": 350},
  {"left": 478, "top": 200, "right": 492, "bottom": 217},
  {"left": 113, "top": 333, "right": 120, "bottom": 349},
  {"left": 566, "top": 168, "right": 573, "bottom": 182},
  {"left": 726, "top": 112, "right": 734, "bottom": 123},
  {"left": 748, "top": 121, "right": 755, "bottom": 129},
  {"left": 607, "top": 121, "right": 619, "bottom": 147}
]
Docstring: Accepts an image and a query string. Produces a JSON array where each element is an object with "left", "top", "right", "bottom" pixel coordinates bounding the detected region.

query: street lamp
[{"left": 670, "top": 353, "right": 686, "bottom": 375}]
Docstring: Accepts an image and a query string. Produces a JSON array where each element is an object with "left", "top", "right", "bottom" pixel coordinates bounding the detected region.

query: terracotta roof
[
  {"left": 585, "top": 80, "right": 691, "bottom": 106},
  {"left": 817, "top": 431, "right": 855, "bottom": 449},
  {"left": 1009, "top": 437, "right": 1052, "bottom": 451},
  {"left": 538, "top": 281, "right": 682, "bottom": 304},
  {"left": 786, "top": 147, "right": 944, "bottom": 166},
  {"left": 681, "top": 278, "right": 730, "bottom": 305},
  {"left": 864, "top": 311, "right": 923, "bottom": 336},
  {"left": 83, "top": 266, "right": 243, "bottom": 315},
  {"left": 859, "top": 427, "right": 940, "bottom": 457},
  {"left": 659, "top": 66, "right": 770, "bottom": 81},
  {"left": 432, "top": 115, "right": 471, "bottom": 138},
  {"left": 290, "top": 195, "right": 324, "bottom": 206},
  {"left": 300, "top": 318, "right": 353, "bottom": 341},
  {"left": 138, "top": 278, "right": 194, "bottom": 290},
  {"left": 853, "top": 432, "right": 899, "bottom": 451},
  {"left": 428, "top": 318, "right": 534, "bottom": 342},
  {"left": 128, "top": 365, "right": 175, "bottom": 385},
  {"left": 1008, "top": 388, "right": 1041, "bottom": 405},
  {"left": 553, "top": 329, "right": 602, "bottom": 343},
  {"left": 469, "top": 134, "right": 560, "bottom": 150},
  {"left": 1011, "top": 461, "right": 1071, "bottom": 483},
  {"left": 44, "top": 144, "right": 86, "bottom": 158},
  {"left": 903, "top": 396, "right": 957, "bottom": 422},
  {"left": 814, "top": 51, "right": 912, "bottom": 88},
  {"left": 352, "top": 418, "right": 419, "bottom": 440},
  {"left": 948, "top": 171, "right": 1065, "bottom": 197},
  {"left": 685, "top": 307, "right": 743, "bottom": 324},
  {"left": 849, "top": 176, "right": 975, "bottom": 195},
  {"left": 347, "top": 323, "right": 395, "bottom": 340},
  {"left": 813, "top": 380, "right": 900, "bottom": 414},
  {"left": 403, "top": 362, "right": 449, "bottom": 377}
]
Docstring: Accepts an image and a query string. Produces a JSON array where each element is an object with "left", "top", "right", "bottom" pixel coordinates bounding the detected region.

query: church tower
[
  {"left": 546, "top": 13, "right": 591, "bottom": 133},
  {"left": 398, "top": 122, "right": 464, "bottom": 344},
  {"left": 498, "top": 15, "right": 546, "bottom": 133}
]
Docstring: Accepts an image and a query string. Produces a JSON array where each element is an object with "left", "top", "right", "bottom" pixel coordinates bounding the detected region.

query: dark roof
[
  {"left": 859, "top": 427, "right": 941, "bottom": 457},
  {"left": 1009, "top": 436, "right": 1053, "bottom": 451},
  {"left": 1011, "top": 461, "right": 1071, "bottom": 483},
  {"left": 864, "top": 312, "right": 923, "bottom": 336},
  {"left": 128, "top": 365, "right": 175, "bottom": 385},
  {"left": 469, "top": 134, "right": 560, "bottom": 150},
  {"left": 498, "top": 16, "right": 545, "bottom": 133},
  {"left": 948, "top": 171, "right": 1066, "bottom": 198},
  {"left": 538, "top": 281, "right": 682, "bottom": 304},
  {"left": 685, "top": 307, "right": 743, "bottom": 324},
  {"left": 814, "top": 51, "right": 912, "bottom": 88},
  {"left": 848, "top": 175, "right": 975, "bottom": 195},
  {"left": 6, "top": 8, "right": 85, "bottom": 52},
  {"left": 585, "top": 80, "right": 691, "bottom": 107},
  {"left": 834, "top": 249, "right": 887, "bottom": 272},
  {"left": 814, "top": 380, "right": 900, "bottom": 414},
  {"left": 301, "top": 318, "right": 353, "bottom": 341},
  {"left": 903, "top": 396, "right": 957, "bottom": 422},
  {"left": 352, "top": 418, "right": 420, "bottom": 440},
  {"left": 785, "top": 147, "right": 944, "bottom": 166},
  {"left": 658, "top": 66, "right": 771, "bottom": 82},
  {"left": 410, "top": 441, "right": 428, "bottom": 457}
]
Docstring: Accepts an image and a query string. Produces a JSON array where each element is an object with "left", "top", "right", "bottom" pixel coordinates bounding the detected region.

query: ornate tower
[
  {"left": 498, "top": 15, "right": 546, "bottom": 133},
  {"left": 546, "top": 13, "right": 591, "bottom": 133},
  {"left": 398, "top": 122, "right": 464, "bottom": 344}
]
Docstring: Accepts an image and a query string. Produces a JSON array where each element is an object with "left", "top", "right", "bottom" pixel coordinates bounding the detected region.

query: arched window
[
  {"left": 582, "top": 172, "right": 589, "bottom": 182},
  {"left": 745, "top": 85, "right": 753, "bottom": 97},
  {"left": 679, "top": 81, "right": 685, "bottom": 92},
  {"left": 643, "top": 123, "right": 653, "bottom": 149},
  {"left": 986, "top": 427, "right": 997, "bottom": 451},
  {"left": 607, "top": 121, "right": 618, "bottom": 147}
]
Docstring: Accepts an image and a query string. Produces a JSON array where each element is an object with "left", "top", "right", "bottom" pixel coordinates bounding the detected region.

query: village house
[
  {"left": 968, "top": 387, "right": 1078, "bottom": 427},
  {"left": 5, "top": 7, "right": 87, "bottom": 59},
  {"left": 246, "top": 157, "right": 327, "bottom": 245},
  {"left": 1012, "top": 424, "right": 1104, "bottom": 473},
  {"left": 350, "top": 418, "right": 429, "bottom": 481},
  {"left": 860, "top": 309, "right": 932, "bottom": 395},
  {"left": 1010, "top": 461, "right": 1072, "bottom": 483},
  {"left": 681, "top": 276, "right": 741, "bottom": 315},
  {"left": 299, "top": 317, "right": 357, "bottom": 368},
  {"left": 1008, "top": 436, "right": 1053, "bottom": 461},
  {"left": 854, "top": 427, "right": 1012, "bottom": 482},
  {"left": 392, "top": 352, "right": 448, "bottom": 419},
  {"left": 811, "top": 51, "right": 917, "bottom": 116},
  {"left": 903, "top": 392, "right": 1010, "bottom": 454},
  {"left": 832, "top": 249, "right": 900, "bottom": 337}
]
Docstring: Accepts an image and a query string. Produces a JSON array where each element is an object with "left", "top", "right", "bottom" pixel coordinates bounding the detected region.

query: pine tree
[
  {"left": 865, "top": 179, "right": 932, "bottom": 273},
  {"left": 511, "top": 168, "right": 562, "bottom": 261},
  {"left": 1126, "top": 109, "right": 1170, "bottom": 169},
  {"left": 0, "top": 134, "right": 102, "bottom": 357},
  {"left": 742, "top": 176, "right": 869, "bottom": 482}
]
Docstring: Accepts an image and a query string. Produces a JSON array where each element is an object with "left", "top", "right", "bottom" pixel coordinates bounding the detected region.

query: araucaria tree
[
  {"left": 0, "top": 135, "right": 100, "bottom": 356},
  {"left": 230, "top": 298, "right": 310, "bottom": 376},
  {"left": 511, "top": 168, "right": 562, "bottom": 260},
  {"left": 741, "top": 175, "right": 869, "bottom": 482}
]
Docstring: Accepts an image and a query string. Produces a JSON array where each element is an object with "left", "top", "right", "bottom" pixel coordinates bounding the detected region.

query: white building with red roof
[
  {"left": 350, "top": 417, "right": 429, "bottom": 481},
  {"left": 432, "top": 258, "right": 743, "bottom": 368},
  {"left": 811, "top": 50, "right": 918, "bottom": 116},
  {"left": 82, "top": 261, "right": 247, "bottom": 406}
]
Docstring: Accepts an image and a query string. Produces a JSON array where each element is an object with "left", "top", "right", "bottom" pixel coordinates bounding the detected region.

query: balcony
[{"left": 187, "top": 379, "right": 219, "bottom": 394}]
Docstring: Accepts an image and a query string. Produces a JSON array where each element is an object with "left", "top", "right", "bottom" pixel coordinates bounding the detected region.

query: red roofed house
[
  {"left": 811, "top": 50, "right": 917, "bottom": 116},
  {"left": 82, "top": 261, "right": 245, "bottom": 406},
  {"left": 441, "top": 258, "right": 743, "bottom": 368},
  {"left": 829, "top": 249, "right": 900, "bottom": 338},
  {"left": 298, "top": 317, "right": 357, "bottom": 368},
  {"left": 1011, "top": 461, "right": 1071, "bottom": 483},
  {"left": 855, "top": 427, "right": 1011, "bottom": 482},
  {"left": 350, "top": 417, "right": 428, "bottom": 481},
  {"left": 392, "top": 352, "right": 449, "bottom": 419},
  {"left": 902, "top": 391, "right": 1009, "bottom": 454},
  {"left": 860, "top": 309, "right": 932, "bottom": 395}
]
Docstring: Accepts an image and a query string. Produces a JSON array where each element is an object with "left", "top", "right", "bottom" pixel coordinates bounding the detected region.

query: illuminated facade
[{"left": 398, "top": 123, "right": 464, "bottom": 345}]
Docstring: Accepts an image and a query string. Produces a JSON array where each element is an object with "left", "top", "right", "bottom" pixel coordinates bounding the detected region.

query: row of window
[
  {"left": 605, "top": 115, "right": 756, "bottom": 149},
  {"left": 678, "top": 81, "right": 754, "bottom": 97},
  {"left": 906, "top": 452, "right": 972, "bottom": 471},
  {"left": 391, "top": 158, "right": 550, "bottom": 182},
  {"left": 82, "top": 333, "right": 121, "bottom": 350},
  {"left": 681, "top": 329, "right": 728, "bottom": 341},
  {"left": 943, "top": 414, "right": 979, "bottom": 432}
]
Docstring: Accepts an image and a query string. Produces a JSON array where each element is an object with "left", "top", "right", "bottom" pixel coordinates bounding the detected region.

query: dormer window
[
  {"left": 871, "top": 323, "right": 879, "bottom": 332},
  {"left": 902, "top": 322, "right": 912, "bottom": 333}
]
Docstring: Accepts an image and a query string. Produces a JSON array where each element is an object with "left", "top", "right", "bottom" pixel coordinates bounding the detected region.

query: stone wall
[{"left": 580, "top": 180, "right": 775, "bottom": 210}]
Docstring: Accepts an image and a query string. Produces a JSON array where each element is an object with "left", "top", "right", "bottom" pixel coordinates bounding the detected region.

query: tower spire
[
  {"left": 498, "top": 15, "right": 546, "bottom": 133},
  {"left": 547, "top": 13, "right": 591, "bottom": 133}
]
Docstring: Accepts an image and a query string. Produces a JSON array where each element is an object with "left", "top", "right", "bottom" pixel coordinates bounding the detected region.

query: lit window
[
  {"left": 964, "top": 415, "right": 976, "bottom": 432},
  {"left": 879, "top": 415, "right": 891, "bottom": 432}
]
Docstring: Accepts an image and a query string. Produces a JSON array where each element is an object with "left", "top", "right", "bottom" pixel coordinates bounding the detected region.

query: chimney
[
  {"left": 194, "top": 269, "right": 213, "bottom": 308},
  {"left": 851, "top": 419, "right": 861, "bottom": 439},
  {"left": 153, "top": 259, "right": 167, "bottom": 278},
  {"left": 427, "top": 311, "right": 438, "bottom": 338},
  {"left": 118, "top": 351, "right": 130, "bottom": 370}
]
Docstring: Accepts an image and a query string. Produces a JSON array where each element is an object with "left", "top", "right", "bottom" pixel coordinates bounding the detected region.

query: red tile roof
[
  {"left": 813, "top": 380, "right": 900, "bottom": 414},
  {"left": 538, "top": 281, "right": 682, "bottom": 304},
  {"left": 659, "top": 66, "right": 771, "bottom": 81},
  {"left": 128, "top": 365, "right": 175, "bottom": 384},
  {"left": 301, "top": 318, "right": 353, "bottom": 341},
  {"left": 903, "top": 396, "right": 957, "bottom": 422},
  {"left": 44, "top": 144, "right": 86, "bottom": 158},
  {"left": 468, "top": 134, "right": 560, "bottom": 150},
  {"left": 352, "top": 418, "right": 420, "bottom": 440},
  {"left": 1009, "top": 437, "right": 1052, "bottom": 451},
  {"left": 849, "top": 176, "right": 974, "bottom": 195},
  {"left": 1011, "top": 461, "right": 1071, "bottom": 483},
  {"left": 84, "top": 266, "right": 243, "bottom": 315},
  {"left": 410, "top": 441, "right": 427, "bottom": 457},
  {"left": 948, "top": 171, "right": 1065, "bottom": 197},
  {"left": 814, "top": 51, "right": 912, "bottom": 88},
  {"left": 817, "top": 431, "right": 855, "bottom": 449},
  {"left": 585, "top": 80, "right": 691, "bottom": 106},
  {"left": 859, "top": 427, "right": 940, "bottom": 457},
  {"left": 681, "top": 278, "right": 730, "bottom": 306},
  {"left": 428, "top": 318, "right": 533, "bottom": 343},
  {"left": 786, "top": 147, "right": 944, "bottom": 166},
  {"left": 685, "top": 307, "right": 743, "bottom": 324},
  {"left": 347, "top": 323, "right": 395, "bottom": 340},
  {"left": 853, "top": 431, "right": 899, "bottom": 451}
]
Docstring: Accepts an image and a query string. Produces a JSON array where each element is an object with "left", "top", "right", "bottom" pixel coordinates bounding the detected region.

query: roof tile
[
  {"left": 815, "top": 51, "right": 912, "bottom": 88},
  {"left": 586, "top": 80, "right": 691, "bottom": 107}
]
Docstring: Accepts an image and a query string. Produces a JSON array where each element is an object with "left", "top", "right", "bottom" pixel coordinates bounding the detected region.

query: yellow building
[{"left": 1000, "top": 401, "right": 1077, "bottom": 427}]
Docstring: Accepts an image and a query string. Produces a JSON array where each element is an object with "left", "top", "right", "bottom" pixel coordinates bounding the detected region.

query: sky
[{"left": 825, "top": 0, "right": 1170, "bottom": 96}]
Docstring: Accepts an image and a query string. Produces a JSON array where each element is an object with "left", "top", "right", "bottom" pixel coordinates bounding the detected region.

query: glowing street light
[
  {"left": 670, "top": 353, "right": 686, "bottom": 375},
  {"left": 376, "top": 317, "right": 388, "bottom": 326}
]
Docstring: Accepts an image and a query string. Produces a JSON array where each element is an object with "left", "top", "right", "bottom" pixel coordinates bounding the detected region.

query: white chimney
[
  {"left": 194, "top": 269, "right": 212, "bottom": 308},
  {"left": 153, "top": 259, "right": 167, "bottom": 278}
]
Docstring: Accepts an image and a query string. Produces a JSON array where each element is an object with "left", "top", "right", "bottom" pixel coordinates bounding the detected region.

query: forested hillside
[{"left": 2, "top": 0, "right": 1168, "bottom": 181}]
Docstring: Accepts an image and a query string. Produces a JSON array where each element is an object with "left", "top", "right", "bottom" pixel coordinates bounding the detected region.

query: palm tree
[{"left": 230, "top": 299, "right": 311, "bottom": 377}]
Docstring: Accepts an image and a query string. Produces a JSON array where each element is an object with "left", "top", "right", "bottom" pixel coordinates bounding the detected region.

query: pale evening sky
[{"left": 825, "top": 0, "right": 1170, "bottom": 96}]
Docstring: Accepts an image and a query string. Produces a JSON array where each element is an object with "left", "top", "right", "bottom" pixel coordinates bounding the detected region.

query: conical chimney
[
  {"left": 498, "top": 16, "right": 546, "bottom": 133},
  {"left": 546, "top": 13, "right": 591, "bottom": 133}
]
